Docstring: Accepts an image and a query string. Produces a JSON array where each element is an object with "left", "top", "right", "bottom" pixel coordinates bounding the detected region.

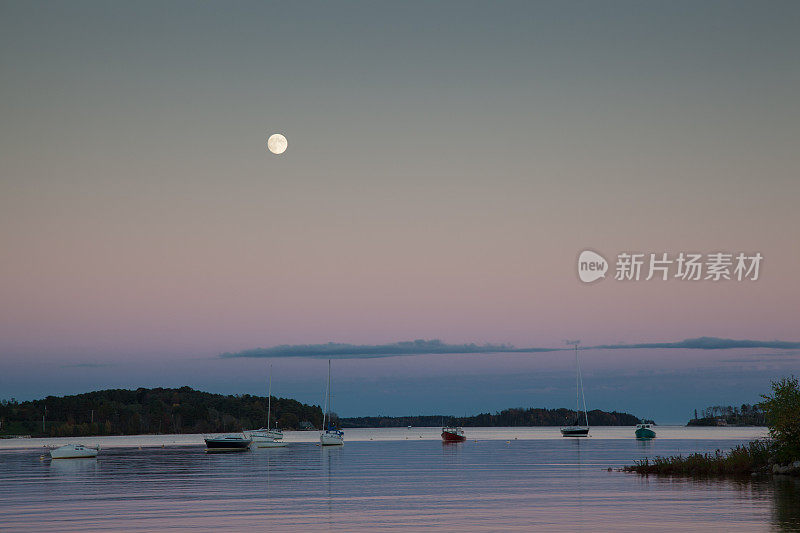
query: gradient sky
[{"left": 1, "top": 1, "right": 798, "bottom": 422}]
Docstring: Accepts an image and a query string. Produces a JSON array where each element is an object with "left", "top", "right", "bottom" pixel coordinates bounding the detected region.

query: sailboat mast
[
  {"left": 322, "top": 365, "right": 328, "bottom": 430},
  {"left": 267, "top": 364, "right": 272, "bottom": 428},
  {"left": 327, "top": 359, "right": 332, "bottom": 429},
  {"left": 575, "top": 343, "right": 580, "bottom": 418},
  {"left": 577, "top": 346, "right": 588, "bottom": 426},
  {"left": 322, "top": 359, "right": 331, "bottom": 430}
]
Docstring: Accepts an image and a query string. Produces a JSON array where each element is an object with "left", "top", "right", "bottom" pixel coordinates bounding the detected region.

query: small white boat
[
  {"left": 250, "top": 428, "right": 287, "bottom": 448},
  {"left": 50, "top": 443, "right": 99, "bottom": 459},
  {"left": 320, "top": 360, "right": 344, "bottom": 446},
  {"left": 320, "top": 428, "right": 344, "bottom": 446},
  {"left": 249, "top": 365, "right": 287, "bottom": 448}
]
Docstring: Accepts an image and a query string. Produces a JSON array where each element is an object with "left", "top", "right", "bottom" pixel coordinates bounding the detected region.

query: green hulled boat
[{"left": 635, "top": 423, "right": 656, "bottom": 439}]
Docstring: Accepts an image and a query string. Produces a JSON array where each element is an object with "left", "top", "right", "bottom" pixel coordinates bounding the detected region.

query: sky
[{"left": 1, "top": 1, "right": 798, "bottom": 423}]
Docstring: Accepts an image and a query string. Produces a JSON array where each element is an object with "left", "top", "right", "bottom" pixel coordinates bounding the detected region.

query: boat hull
[
  {"left": 635, "top": 428, "right": 656, "bottom": 439},
  {"left": 204, "top": 436, "right": 252, "bottom": 453},
  {"left": 320, "top": 430, "right": 344, "bottom": 446},
  {"left": 50, "top": 444, "right": 99, "bottom": 459},
  {"left": 250, "top": 429, "right": 284, "bottom": 441},
  {"left": 441, "top": 428, "right": 466, "bottom": 442},
  {"left": 254, "top": 440, "right": 288, "bottom": 448},
  {"left": 560, "top": 426, "right": 590, "bottom": 437},
  {"left": 250, "top": 430, "right": 285, "bottom": 447}
]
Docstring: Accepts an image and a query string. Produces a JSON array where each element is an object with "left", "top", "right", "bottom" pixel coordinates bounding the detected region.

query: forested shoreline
[
  {"left": 0, "top": 387, "right": 322, "bottom": 437},
  {"left": 687, "top": 404, "right": 766, "bottom": 426},
  {"left": 340, "top": 408, "right": 641, "bottom": 428},
  {"left": 1, "top": 388, "right": 643, "bottom": 437}
]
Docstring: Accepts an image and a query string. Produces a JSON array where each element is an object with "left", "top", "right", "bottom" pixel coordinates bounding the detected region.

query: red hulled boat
[{"left": 441, "top": 426, "right": 466, "bottom": 442}]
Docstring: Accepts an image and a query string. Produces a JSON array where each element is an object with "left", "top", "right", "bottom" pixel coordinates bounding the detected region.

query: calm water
[{"left": 1, "top": 427, "right": 798, "bottom": 532}]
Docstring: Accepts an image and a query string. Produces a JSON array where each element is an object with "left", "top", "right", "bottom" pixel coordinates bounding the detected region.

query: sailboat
[
  {"left": 250, "top": 365, "right": 287, "bottom": 448},
  {"left": 49, "top": 443, "right": 99, "bottom": 459},
  {"left": 320, "top": 359, "right": 344, "bottom": 446},
  {"left": 560, "top": 341, "right": 590, "bottom": 437},
  {"left": 204, "top": 433, "right": 252, "bottom": 453}
]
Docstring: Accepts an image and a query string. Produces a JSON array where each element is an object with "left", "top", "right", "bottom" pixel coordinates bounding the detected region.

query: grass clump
[
  {"left": 623, "top": 439, "right": 771, "bottom": 476},
  {"left": 625, "top": 376, "right": 800, "bottom": 477}
]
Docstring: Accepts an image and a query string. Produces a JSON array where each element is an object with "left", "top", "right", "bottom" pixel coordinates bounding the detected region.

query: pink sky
[{"left": 0, "top": 3, "right": 798, "bottom": 419}]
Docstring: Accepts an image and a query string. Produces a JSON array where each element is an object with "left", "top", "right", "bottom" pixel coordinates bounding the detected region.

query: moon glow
[{"left": 267, "top": 133, "right": 288, "bottom": 154}]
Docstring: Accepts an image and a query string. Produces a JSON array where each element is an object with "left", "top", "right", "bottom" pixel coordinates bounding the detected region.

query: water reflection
[
  {"left": 49, "top": 457, "right": 98, "bottom": 475},
  {"left": 0, "top": 437, "right": 795, "bottom": 531},
  {"left": 770, "top": 476, "right": 800, "bottom": 531}
]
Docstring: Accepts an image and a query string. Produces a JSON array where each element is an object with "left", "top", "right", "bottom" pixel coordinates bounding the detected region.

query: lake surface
[{"left": 1, "top": 427, "right": 798, "bottom": 532}]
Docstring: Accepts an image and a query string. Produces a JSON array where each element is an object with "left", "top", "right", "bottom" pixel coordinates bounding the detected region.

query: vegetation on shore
[
  {"left": 687, "top": 403, "right": 765, "bottom": 426},
  {"left": 0, "top": 387, "right": 322, "bottom": 437},
  {"left": 625, "top": 376, "right": 800, "bottom": 477},
  {"left": 341, "top": 407, "right": 640, "bottom": 428},
  {"left": 624, "top": 440, "right": 771, "bottom": 476},
  {"left": 1, "top": 387, "right": 642, "bottom": 436},
  {"left": 761, "top": 376, "right": 800, "bottom": 464}
]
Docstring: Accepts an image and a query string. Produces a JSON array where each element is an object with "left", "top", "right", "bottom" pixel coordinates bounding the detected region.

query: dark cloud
[
  {"left": 220, "top": 336, "right": 800, "bottom": 360},
  {"left": 590, "top": 337, "right": 800, "bottom": 351},
  {"left": 59, "top": 362, "right": 111, "bottom": 368},
  {"left": 219, "top": 339, "right": 559, "bottom": 359}
]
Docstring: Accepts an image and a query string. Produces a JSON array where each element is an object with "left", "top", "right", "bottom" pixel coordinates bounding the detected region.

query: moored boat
[
  {"left": 441, "top": 426, "right": 466, "bottom": 442},
  {"left": 560, "top": 341, "right": 590, "bottom": 438},
  {"left": 249, "top": 365, "right": 287, "bottom": 448},
  {"left": 204, "top": 434, "right": 252, "bottom": 453},
  {"left": 635, "top": 423, "right": 656, "bottom": 439},
  {"left": 49, "top": 443, "right": 99, "bottom": 459},
  {"left": 320, "top": 428, "right": 344, "bottom": 446},
  {"left": 560, "top": 426, "right": 590, "bottom": 437},
  {"left": 250, "top": 428, "right": 287, "bottom": 447},
  {"left": 319, "top": 360, "right": 344, "bottom": 446}
]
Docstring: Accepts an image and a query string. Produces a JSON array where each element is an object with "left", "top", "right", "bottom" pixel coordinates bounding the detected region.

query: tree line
[
  {"left": 687, "top": 403, "right": 765, "bottom": 426},
  {"left": 0, "top": 387, "right": 323, "bottom": 437},
  {"left": 626, "top": 375, "right": 800, "bottom": 476},
  {"left": 340, "top": 407, "right": 641, "bottom": 428}
]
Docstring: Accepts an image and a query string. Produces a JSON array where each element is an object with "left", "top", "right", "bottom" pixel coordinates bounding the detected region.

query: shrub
[
  {"left": 624, "top": 439, "right": 771, "bottom": 476},
  {"left": 759, "top": 375, "right": 800, "bottom": 463}
]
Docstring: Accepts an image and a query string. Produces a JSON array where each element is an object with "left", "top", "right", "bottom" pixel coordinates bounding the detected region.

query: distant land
[
  {"left": 687, "top": 404, "right": 766, "bottom": 427},
  {"left": 1, "top": 387, "right": 645, "bottom": 438},
  {"left": 340, "top": 408, "right": 641, "bottom": 428},
  {"left": 0, "top": 387, "right": 323, "bottom": 438}
]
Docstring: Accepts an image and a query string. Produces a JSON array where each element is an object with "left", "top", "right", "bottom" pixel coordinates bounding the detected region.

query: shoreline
[{"left": 0, "top": 425, "right": 768, "bottom": 451}]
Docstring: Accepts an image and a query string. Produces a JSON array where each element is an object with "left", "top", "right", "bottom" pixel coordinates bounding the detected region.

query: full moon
[{"left": 267, "top": 133, "right": 288, "bottom": 155}]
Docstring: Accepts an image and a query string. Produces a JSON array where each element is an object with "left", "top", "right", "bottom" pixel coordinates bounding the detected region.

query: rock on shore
[{"left": 771, "top": 461, "right": 800, "bottom": 475}]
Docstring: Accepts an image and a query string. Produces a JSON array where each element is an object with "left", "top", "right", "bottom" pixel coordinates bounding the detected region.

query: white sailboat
[
  {"left": 560, "top": 341, "right": 590, "bottom": 437},
  {"left": 320, "top": 359, "right": 344, "bottom": 446},
  {"left": 250, "top": 364, "right": 287, "bottom": 448},
  {"left": 50, "top": 443, "right": 99, "bottom": 459}
]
